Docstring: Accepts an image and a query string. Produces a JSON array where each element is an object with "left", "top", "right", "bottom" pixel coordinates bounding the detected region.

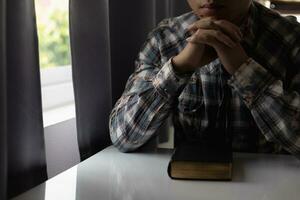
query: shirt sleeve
[
  {"left": 228, "top": 51, "right": 300, "bottom": 159},
  {"left": 109, "top": 30, "right": 191, "bottom": 152}
]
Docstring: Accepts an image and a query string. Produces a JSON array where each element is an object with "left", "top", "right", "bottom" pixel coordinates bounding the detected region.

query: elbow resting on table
[
  {"left": 109, "top": 118, "right": 141, "bottom": 153},
  {"left": 110, "top": 134, "right": 140, "bottom": 153}
]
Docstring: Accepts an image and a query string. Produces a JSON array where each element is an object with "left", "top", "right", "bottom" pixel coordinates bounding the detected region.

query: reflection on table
[{"left": 13, "top": 146, "right": 300, "bottom": 200}]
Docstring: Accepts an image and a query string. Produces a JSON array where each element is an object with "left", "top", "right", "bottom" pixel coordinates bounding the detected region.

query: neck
[{"left": 232, "top": 2, "right": 252, "bottom": 26}]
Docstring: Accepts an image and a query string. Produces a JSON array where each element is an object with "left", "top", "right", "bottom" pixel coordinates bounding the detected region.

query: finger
[
  {"left": 188, "top": 17, "right": 218, "bottom": 33},
  {"left": 213, "top": 20, "right": 242, "bottom": 42},
  {"left": 212, "top": 30, "right": 237, "bottom": 48},
  {"left": 187, "top": 29, "right": 236, "bottom": 48},
  {"left": 215, "top": 20, "right": 242, "bottom": 37},
  {"left": 188, "top": 18, "right": 215, "bottom": 32},
  {"left": 186, "top": 29, "right": 200, "bottom": 42},
  {"left": 187, "top": 18, "right": 240, "bottom": 44}
]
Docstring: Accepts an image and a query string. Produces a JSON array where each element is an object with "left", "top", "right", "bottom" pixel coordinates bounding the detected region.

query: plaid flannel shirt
[{"left": 109, "top": 2, "right": 300, "bottom": 158}]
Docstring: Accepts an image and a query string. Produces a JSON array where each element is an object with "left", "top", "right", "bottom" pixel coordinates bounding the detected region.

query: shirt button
[
  {"left": 164, "top": 88, "right": 168, "bottom": 93},
  {"left": 133, "top": 140, "right": 139, "bottom": 144}
]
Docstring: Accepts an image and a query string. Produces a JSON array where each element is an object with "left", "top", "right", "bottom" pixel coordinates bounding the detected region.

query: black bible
[{"left": 167, "top": 141, "right": 232, "bottom": 180}]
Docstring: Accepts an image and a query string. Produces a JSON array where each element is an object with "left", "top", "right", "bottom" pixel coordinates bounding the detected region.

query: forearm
[
  {"left": 109, "top": 59, "right": 192, "bottom": 152},
  {"left": 229, "top": 58, "right": 300, "bottom": 158}
]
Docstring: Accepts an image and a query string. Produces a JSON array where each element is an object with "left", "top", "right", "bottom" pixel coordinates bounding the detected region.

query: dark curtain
[
  {"left": 70, "top": 0, "right": 190, "bottom": 160},
  {"left": 0, "top": 1, "right": 7, "bottom": 199},
  {"left": 0, "top": 0, "right": 47, "bottom": 198}
]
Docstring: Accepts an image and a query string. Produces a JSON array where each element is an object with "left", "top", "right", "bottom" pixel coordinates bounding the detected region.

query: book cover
[{"left": 167, "top": 141, "right": 232, "bottom": 180}]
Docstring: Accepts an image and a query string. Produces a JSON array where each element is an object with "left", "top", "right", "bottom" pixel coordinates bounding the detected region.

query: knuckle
[
  {"left": 196, "top": 31, "right": 202, "bottom": 37},
  {"left": 208, "top": 20, "right": 214, "bottom": 26},
  {"left": 195, "top": 22, "right": 201, "bottom": 28},
  {"left": 193, "top": 34, "right": 199, "bottom": 41},
  {"left": 214, "top": 30, "right": 221, "bottom": 37},
  {"left": 207, "top": 34, "right": 214, "bottom": 41},
  {"left": 216, "top": 20, "right": 225, "bottom": 25},
  {"left": 206, "top": 37, "right": 215, "bottom": 44},
  {"left": 202, "top": 33, "right": 209, "bottom": 40},
  {"left": 194, "top": 32, "right": 200, "bottom": 38}
]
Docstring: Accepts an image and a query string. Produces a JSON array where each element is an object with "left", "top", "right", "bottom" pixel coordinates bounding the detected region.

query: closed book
[{"left": 167, "top": 141, "right": 232, "bottom": 180}]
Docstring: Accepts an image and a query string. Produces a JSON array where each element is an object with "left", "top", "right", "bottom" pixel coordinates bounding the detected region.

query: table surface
[{"left": 13, "top": 145, "right": 300, "bottom": 200}]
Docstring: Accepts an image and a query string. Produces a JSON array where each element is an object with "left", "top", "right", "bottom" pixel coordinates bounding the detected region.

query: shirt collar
[
  {"left": 182, "top": 11, "right": 200, "bottom": 38},
  {"left": 240, "top": 1, "right": 258, "bottom": 49}
]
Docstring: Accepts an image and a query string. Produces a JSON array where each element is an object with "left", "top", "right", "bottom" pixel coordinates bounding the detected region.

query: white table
[{"left": 13, "top": 146, "right": 300, "bottom": 200}]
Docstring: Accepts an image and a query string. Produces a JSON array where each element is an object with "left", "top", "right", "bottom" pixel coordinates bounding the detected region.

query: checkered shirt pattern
[{"left": 109, "top": 2, "right": 300, "bottom": 159}]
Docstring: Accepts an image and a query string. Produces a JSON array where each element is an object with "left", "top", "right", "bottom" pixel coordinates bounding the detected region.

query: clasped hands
[{"left": 172, "top": 17, "right": 249, "bottom": 75}]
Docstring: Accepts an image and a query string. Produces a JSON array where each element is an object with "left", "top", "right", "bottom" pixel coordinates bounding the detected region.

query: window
[
  {"left": 35, "top": 0, "right": 75, "bottom": 127},
  {"left": 258, "top": 0, "right": 300, "bottom": 22}
]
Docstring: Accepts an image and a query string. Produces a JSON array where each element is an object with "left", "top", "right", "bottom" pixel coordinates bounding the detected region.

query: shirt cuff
[
  {"left": 228, "top": 58, "right": 275, "bottom": 107},
  {"left": 153, "top": 58, "right": 192, "bottom": 99}
]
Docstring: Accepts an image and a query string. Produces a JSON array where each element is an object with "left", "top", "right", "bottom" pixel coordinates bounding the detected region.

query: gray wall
[{"left": 44, "top": 118, "right": 80, "bottom": 178}]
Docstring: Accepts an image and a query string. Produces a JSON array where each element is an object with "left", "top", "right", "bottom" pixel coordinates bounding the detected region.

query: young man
[{"left": 109, "top": 0, "right": 300, "bottom": 159}]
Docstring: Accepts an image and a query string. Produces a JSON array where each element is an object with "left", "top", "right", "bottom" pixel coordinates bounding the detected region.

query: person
[{"left": 109, "top": 0, "right": 300, "bottom": 159}]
